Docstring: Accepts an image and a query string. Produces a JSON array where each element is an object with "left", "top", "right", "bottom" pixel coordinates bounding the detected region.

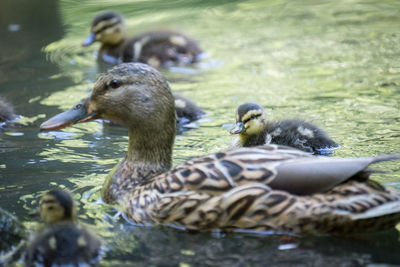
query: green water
[{"left": 1, "top": 0, "right": 400, "bottom": 265}]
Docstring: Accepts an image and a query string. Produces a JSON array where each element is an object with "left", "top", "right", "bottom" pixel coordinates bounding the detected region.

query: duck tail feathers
[{"left": 371, "top": 154, "right": 400, "bottom": 164}]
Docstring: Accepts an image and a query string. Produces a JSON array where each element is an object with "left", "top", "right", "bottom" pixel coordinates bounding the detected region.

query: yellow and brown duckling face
[
  {"left": 40, "top": 190, "right": 75, "bottom": 224},
  {"left": 230, "top": 103, "right": 267, "bottom": 136},
  {"left": 82, "top": 11, "right": 126, "bottom": 47}
]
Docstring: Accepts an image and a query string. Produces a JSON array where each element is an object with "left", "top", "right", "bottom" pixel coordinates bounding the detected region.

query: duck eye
[
  {"left": 109, "top": 79, "right": 121, "bottom": 89},
  {"left": 74, "top": 104, "right": 82, "bottom": 110}
]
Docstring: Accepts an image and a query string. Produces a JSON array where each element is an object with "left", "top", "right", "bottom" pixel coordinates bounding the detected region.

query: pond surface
[{"left": 1, "top": 0, "right": 400, "bottom": 265}]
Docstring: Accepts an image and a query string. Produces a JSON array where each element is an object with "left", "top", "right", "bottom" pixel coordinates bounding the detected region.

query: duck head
[
  {"left": 40, "top": 190, "right": 75, "bottom": 224},
  {"left": 82, "top": 11, "right": 126, "bottom": 47},
  {"left": 88, "top": 63, "right": 176, "bottom": 130},
  {"left": 41, "top": 63, "right": 176, "bottom": 130},
  {"left": 41, "top": 63, "right": 176, "bottom": 167},
  {"left": 230, "top": 103, "right": 267, "bottom": 136}
]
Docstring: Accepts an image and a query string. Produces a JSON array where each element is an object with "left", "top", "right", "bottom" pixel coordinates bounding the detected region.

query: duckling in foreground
[
  {"left": 25, "top": 190, "right": 101, "bottom": 266},
  {"left": 82, "top": 11, "right": 203, "bottom": 67},
  {"left": 231, "top": 103, "right": 339, "bottom": 154},
  {"left": 40, "top": 63, "right": 400, "bottom": 235},
  {"left": 0, "top": 97, "right": 17, "bottom": 122}
]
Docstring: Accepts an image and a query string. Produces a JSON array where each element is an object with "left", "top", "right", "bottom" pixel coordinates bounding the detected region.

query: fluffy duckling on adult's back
[
  {"left": 230, "top": 103, "right": 339, "bottom": 154},
  {"left": 25, "top": 190, "right": 101, "bottom": 267},
  {"left": 82, "top": 11, "right": 203, "bottom": 67}
]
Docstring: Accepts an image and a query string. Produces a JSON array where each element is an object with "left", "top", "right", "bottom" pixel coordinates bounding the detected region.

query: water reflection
[{"left": 1, "top": 0, "right": 400, "bottom": 265}]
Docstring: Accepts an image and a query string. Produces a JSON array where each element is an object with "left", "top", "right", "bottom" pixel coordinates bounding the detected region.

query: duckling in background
[
  {"left": 25, "top": 190, "right": 101, "bottom": 266},
  {"left": 40, "top": 63, "right": 400, "bottom": 235},
  {"left": 0, "top": 97, "right": 17, "bottom": 122},
  {"left": 82, "top": 11, "right": 203, "bottom": 67},
  {"left": 230, "top": 103, "right": 339, "bottom": 154}
]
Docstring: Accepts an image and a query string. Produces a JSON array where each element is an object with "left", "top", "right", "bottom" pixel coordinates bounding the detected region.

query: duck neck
[
  {"left": 102, "top": 125, "right": 175, "bottom": 204},
  {"left": 239, "top": 128, "right": 268, "bottom": 147},
  {"left": 126, "top": 126, "right": 173, "bottom": 170}
]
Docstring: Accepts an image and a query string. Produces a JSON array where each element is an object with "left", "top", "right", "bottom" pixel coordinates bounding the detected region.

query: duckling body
[
  {"left": 25, "top": 190, "right": 101, "bottom": 266},
  {"left": 0, "top": 97, "right": 16, "bottom": 122},
  {"left": 231, "top": 103, "right": 339, "bottom": 154},
  {"left": 83, "top": 11, "right": 202, "bottom": 67},
  {"left": 40, "top": 63, "right": 400, "bottom": 235},
  {"left": 173, "top": 93, "right": 205, "bottom": 125}
]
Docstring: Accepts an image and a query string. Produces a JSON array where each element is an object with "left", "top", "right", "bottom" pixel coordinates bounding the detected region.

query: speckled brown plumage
[
  {"left": 41, "top": 63, "right": 400, "bottom": 235},
  {"left": 82, "top": 11, "right": 202, "bottom": 67}
]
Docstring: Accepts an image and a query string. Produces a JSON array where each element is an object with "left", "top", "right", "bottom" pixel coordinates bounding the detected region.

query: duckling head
[
  {"left": 40, "top": 190, "right": 75, "bottom": 224},
  {"left": 82, "top": 11, "right": 126, "bottom": 47},
  {"left": 230, "top": 103, "right": 267, "bottom": 136}
]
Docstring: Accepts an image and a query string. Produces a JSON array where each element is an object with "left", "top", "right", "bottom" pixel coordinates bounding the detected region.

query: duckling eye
[
  {"left": 109, "top": 79, "right": 121, "bottom": 89},
  {"left": 243, "top": 114, "right": 261, "bottom": 124}
]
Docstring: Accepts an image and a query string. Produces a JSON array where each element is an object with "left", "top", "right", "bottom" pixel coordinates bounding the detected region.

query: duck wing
[{"left": 161, "top": 145, "right": 398, "bottom": 196}]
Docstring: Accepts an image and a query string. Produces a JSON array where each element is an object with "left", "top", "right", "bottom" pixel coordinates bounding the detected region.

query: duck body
[
  {"left": 106, "top": 146, "right": 400, "bottom": 235},
  {"left": 41, "top": 63, "right": 400, "bottom": 235},
  {"left": 231, "top": 103, "right": 339, "bottom": 154},
  {"left": 25, "top": 190, "right": 101, "bottom": 266},
  {"left": 83, "top": 11, "right": 202, "bottom": 67}
]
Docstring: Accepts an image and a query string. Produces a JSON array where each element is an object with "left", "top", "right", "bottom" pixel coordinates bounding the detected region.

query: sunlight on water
[{"left": 1, "top": 0, "right": 400, "bottom": 265}]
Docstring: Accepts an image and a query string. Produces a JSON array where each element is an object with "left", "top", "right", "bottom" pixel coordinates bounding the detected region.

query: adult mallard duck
[
  {"left": 0, "top": 97, "right": 17, "bottom": 123},
  {"left": 25, "top": 190, "right": 101, "bottom": 266},
  {"left": 230, "top": 103, "right": 339, "bottom": 154},
  {"left": 40, "top": 63, "right": 400, "bottom": 235},
  {"left": 82, "top": 11, "right": 203, "bottom": 67}
]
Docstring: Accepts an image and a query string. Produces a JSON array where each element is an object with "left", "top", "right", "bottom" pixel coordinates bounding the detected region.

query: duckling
[
  {"left": 40, "top": 63, "right": 400, "bottom": 235},
  {"left": 39, "top": 92, "right": 204, "bottom": 131},
  {"left": 82, "top": 11, "right": 203, "bottom": 67},
  {"left": 0, "top": 97, "right": 17, "bottom": 122},
  {"left": 230, "top": 103, "right": 339, "bottom": 154},
  {"left": 25, "top": 190, "right": 101, "bottom": 266}
]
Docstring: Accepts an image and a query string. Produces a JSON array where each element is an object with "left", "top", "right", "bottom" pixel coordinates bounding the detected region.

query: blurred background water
[{"left": 1, "top": 0, "right": 400, "bottom": 265}]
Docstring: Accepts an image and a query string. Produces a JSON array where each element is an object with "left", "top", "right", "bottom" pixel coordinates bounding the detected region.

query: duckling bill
[
  {"left": 40, "top": 63, "right": 400, "bottom": 235},
  {"left": 82, "top": 11, "right": 203, "bottom": 67},
  {"left": 25, "top": 190, "right": 101, "bottom": 266},
  {"left": 231, "top": 103, "right": 339, "bottom": 154}
]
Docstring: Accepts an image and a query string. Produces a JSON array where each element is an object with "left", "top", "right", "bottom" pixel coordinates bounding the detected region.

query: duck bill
[
  {"left": 230, "top": 122, "right": 245, "bottom": 135},
  {"left": 82, "top": 32, "right": 96, "bottom": 47},
  {"left": 40, "top": 98, "right": 99, "bottom": 131}
]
